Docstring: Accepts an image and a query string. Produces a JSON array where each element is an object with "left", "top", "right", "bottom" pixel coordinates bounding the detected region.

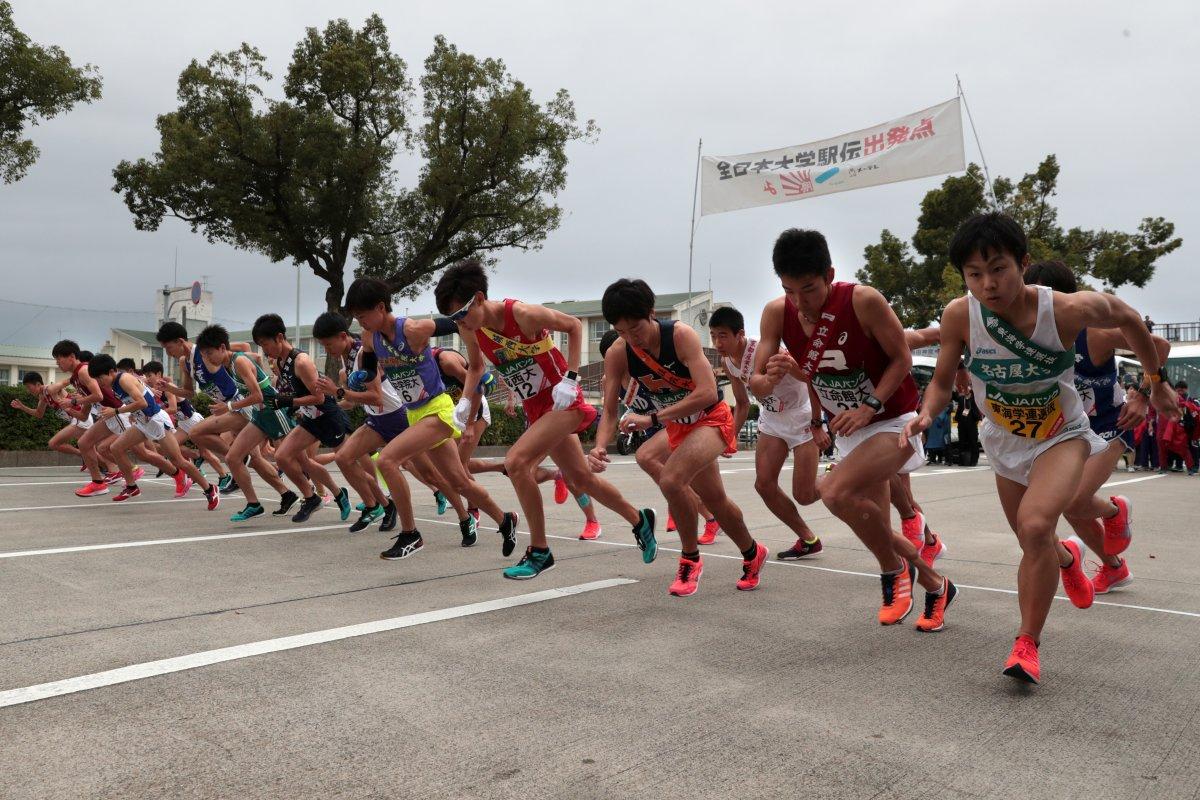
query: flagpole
[
  {"left": 956, "top": 75, "right": 997, "bottom": 207},
  {"left": 688, "top": 138, "right": 702, "bottom": 297}
]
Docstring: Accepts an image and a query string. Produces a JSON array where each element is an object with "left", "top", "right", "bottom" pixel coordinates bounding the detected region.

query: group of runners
[{"left": 16, "top": 211, "right": 1179, "bottom": 685}]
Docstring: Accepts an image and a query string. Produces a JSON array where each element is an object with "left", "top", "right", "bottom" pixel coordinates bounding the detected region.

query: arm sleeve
[{"left": 432, "top": 317, "right": 458, "bottom": 337}]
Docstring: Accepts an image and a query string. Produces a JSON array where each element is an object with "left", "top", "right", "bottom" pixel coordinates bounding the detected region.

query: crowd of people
[{"left": 11, "top": 211, "right": 1182, "bottom": 686}]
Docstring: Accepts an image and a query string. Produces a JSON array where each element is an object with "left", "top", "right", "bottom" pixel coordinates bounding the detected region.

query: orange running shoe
[
  {"left": 900, "top": 511, "right": 925, "bottom": 551},
  {"left": 668, "top": 557, "right": 703, "bottom": 597},
  {"left": 665, "top": 513, "right": 677, "bottom": 532},
  {"left": 878, "top": 562, "right": 915, "bottom": 625},
  {"left": 1102, "top": 495, "right": 1132, "bottom": 556},
  {"left": 75, "top": 480, "right": 109, "bottom": 497},
  {"left": 697, "top": 518, "right": 720, "bottom": 545},
  {"left": 553, "top": 471, "right": 569, "bottom": 505},
  {"left": 919, "top": 532, "right": 946, "bottom": 565},
  {"left": 1092, "top": 558, "right": 1132, "bottom": 594},
  {"left": 736, "top": 542, "right": 768, "bottom": 591},
  {"left": 579, "top": 520, "right": 602, "bottom": 540},
  {"left": 1060, "top": 540, "right": 1094, "bottom": 609},
  {"left": 1003, "top": 635, "right": 1040, "bottom": 684},
  {"left": 914, "top": 578, "right": 957, "bottom": 632}
]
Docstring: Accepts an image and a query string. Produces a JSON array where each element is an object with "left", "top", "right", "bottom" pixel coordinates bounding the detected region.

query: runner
[
  {"left": 757, "top": 228, "right": 956, "bottom": 630},
  {"left": 251, "top": 314, "right": 352, "bottom": 524},
  {"left": 11, "top": 371, "right": 92, "bottom": 463},
  {"left": 86, "top": 354, "right": 219, "bottom": 508},
  {"left": 597, "top": 330, "right": 719, "bottom": 543},
  {"left": 190, "top": 324, "right": 301, "bottom": 522},
  {"left": 709, "top": 306, "right": 826, "bottom": 560},
  {"left": 47, "top": 341, "right": 132, "bottom": 496},
  {"left": 1024, "top": 260, "right": 1171, "bottom": 595},
  {"left": 434, "top": 260, "right": 656, "bottom": 579},
  {"left": 591, "top": 278, "right": 767, "bottom": 597},
  {"left": 345, "top": 277, "right": 518, "bottom": 561},
  {"left": 140, "top": 361, "right": 227, "bottom": 483},
  {"left": 906, "top": 212, "right": 1178, "bottom": 683}
]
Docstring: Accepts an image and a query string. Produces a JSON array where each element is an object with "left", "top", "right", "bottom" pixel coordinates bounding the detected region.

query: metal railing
[{"left": 1152, "top": 322, "right": 1200, "bottom": 343}]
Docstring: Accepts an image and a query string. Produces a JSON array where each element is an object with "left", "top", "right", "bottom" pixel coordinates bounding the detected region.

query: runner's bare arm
[
  {"left": 167, "top": 356, "right": 197, "bottom": 399},
  {"left": 905, "top": 326, "right": 941, "bottom": 350},
  {"left": 230, "top": 342, "right": 253, "bottom": 353},
  {"left": 657, "top": 323, "right": 719, "bottom": 422},
  {"left": 728, "top": 370, "right": 750, "bottom": 434},
  {"left": 292, "top": 353, "right": 326, "bottom": 406},
  {"left": 513, "top": 302, "right": 584, "bottom": 372},
  {"left": 594, "top": 341, "right": 629, "bottom": 452},
  {"left": 904, "top": 298, "right": 968, "bottom": 445},
  {"left": 853, "top": 285, "right": 913, "bottom": 405},
  {"left": 9, "top": 394, "right": 42, "bottom": 417},
  {"left": 229, "top": 356, "right": 263, "bottom": 410},
  {"left": 750, "top": 298, "right": 786, "bottom": 397},
  {"left": 403, "top": 318, "right": 437, "bottom": 354},
  {"left": 1087, "top": 328, "right": 1171, "bottom": 366},
  {"left": 438, "top": 350, "right": 469, "bottom": 385}
]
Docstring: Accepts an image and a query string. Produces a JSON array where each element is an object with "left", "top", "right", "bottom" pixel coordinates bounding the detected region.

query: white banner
[{"left": 700, "top": 98, "right": 965, "bottom": 216}]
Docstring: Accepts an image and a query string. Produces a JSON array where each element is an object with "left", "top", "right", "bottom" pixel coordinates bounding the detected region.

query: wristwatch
[
  {"left": 650, "top": 412, "right": 660, "bottom": 427},
  {"left": 565, "top": 370, "right": 579, "bottom": 382},
  {"left": 336, "top": 387, "right": 346, "bottom": 401},
  {"left": 862, "top": 394, "right": 883, "bottom": 412}
]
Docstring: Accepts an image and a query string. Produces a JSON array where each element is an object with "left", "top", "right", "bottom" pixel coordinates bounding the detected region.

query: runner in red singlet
[{"left": 755, "top": 229, "right": 957, "bottom": 630}]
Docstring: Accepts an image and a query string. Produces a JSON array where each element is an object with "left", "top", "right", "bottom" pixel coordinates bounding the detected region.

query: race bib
[
  {"left": 495, "top": 357, "right": 546, "bottom": 401},
  {"left": 983, "top": 384, "right": 1066, "bottom": 440},
  {"left": 646, "top": 387, "right": 700, "bottom": 425},
  {"left": 811, "top": 370, "right": 875, "bottom": 415},
  {"left": 1077, "top": 384, "right": 1096, "bottom": 416},
  {"left": 759, "top": 394, "right": 783, "bottom": 414},
  {"left": 384, "top": 367, "right": 428, "bottom": 406}
]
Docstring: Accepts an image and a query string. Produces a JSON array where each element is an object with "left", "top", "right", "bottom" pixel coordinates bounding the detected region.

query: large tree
[
  {"left": 857, "top": 156, "right": 1182, "bottom": 327},
  {"left": 113, "top": 16, "right": 596, "bottom": 313},
  {"left": 0, "top": 0, "right": 102, "bottom": 183}
]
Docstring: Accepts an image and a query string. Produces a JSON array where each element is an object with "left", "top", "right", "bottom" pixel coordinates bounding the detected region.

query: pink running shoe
[
  {"left": 75, "top": 481, "right": 109, "bottom": 497},
  {"left": 697, "top": 518, "right": 720, "bottom": 545},
  {"left": 579, "top": 520, "right": 602, "bottom": 540},
  {"left": 901, "top": 511, "right": 925, "bottom": 551}
]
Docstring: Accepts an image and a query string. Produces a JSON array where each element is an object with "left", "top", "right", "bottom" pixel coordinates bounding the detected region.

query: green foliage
[
  {"left": 857, "top": 157, "right": 1182, "bottom": 326},
  {"left": 114, "top": 16, "right": 595, "bottom": 314},
  {"left": 0, "top": 0, "right": 102, "bottom": 183},
  {"left": 0, "top": 386, "right": 75, "bottom": 449},
  {"left": 478, "top": 402, "right": 527, "bottom": 447}
]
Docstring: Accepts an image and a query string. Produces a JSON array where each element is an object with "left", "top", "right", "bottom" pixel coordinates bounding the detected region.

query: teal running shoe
[
  {"left": 231, "top": 502, "right": 264, "bottom": 522},
  {"left": 633, "top": 508, "right": 657, "bottom": 564},
  {"left": 434, "top": 490, "right": 448, "bottom": 515},
  {"left": 503, "top": 547, "right": 555, "bottom": 580},
  {"left": 459, "top": 515, "right": 478, "bottom": 547},
  {"left": 334, "top": 488, "right": 352, "bottom": 521}
]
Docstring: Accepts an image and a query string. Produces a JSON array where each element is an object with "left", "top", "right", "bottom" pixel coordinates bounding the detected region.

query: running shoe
[
  {"left": 272, "top": 490, "right": 299, "bottom": 516},
  {"left": 75, "top": 481, "right": 109, "bottom": 497},
  {"left": 112, "top": 484, "right": 141, "bottom": 502},
  {"left": 460, "top": 515, "right": 478, "bottom": 547},
  {"left": 914, "top": 578, "right": 957, "bottom": 632},
  {"left": 878, "top": 562, "right": 915, "bottom": 625},
  {"left": 321, "top": 493, "right": 333, "bottom": 506},
  {"left": 334, "top": 488, "right": 352, "bottom": 521},
  {"left": 579, "top": 520, "right": 602, "bottom": 540},
  {"left": 778, "top": 538, "right": 822, "bottom": 560},
  {"left": 291, "top": 494, "right": 323, "bottom": 523},
  {"left": 1102, "top": 495, "right": 1133, "bottom": 556},
  {"left": 103, "top": 470, "right": 123, "bottom": 485},
  {"left": 633, "top": 508, "right": 657, "bottom": 563},
  {"left": 1003, "top": 635, "right": 1040, "bottom": 684},
  {"left": 666, "top": 513, "right": 677, "bottom": 532},
  {"left": 919, "top": 532, "right": 946, "bottom": 565},
  {"left": 192, "top": 457, "right": 206, "bottom": 472},
  {"left": 231, "top": 503, "right": 264, "bottom": 522},
  {"left": 668, "top": 557, "right": 703, "bottom": 597},
  {"left": 697, "top": 518, "right": 720, "bottom": 545},
  {"left": 204, "top": 484, "right": 220, "bottom": 511},
  {"left": 218, "top": 474, "right": 239, "bottom": 495},
  {"left": 380, "top": 501, "right": 398, "bottom": 532},
  {"left": 498, "top": 512, "right": 519, "bottom": 557},
  {"left": 468, "top": 507, "right": 480, "bottom": 523},
  {"left": 736, "top": 542, "right": 769, "bottom": 591},
  {"left": 553, "top": 471, "right": 569, "bottom": 504},
  {"left": 434, "top": 490, "right": 448, "bottom": 515},
  {"left": 900, "top": 511, "right": 925, "bottom": 551},
  {"left": 503, "top": 546, "right": 554, "bottom": 579},
  {"left": 349, "top": 505, "right": 384, "bottom": 533},
  {"left": 381, "top": 531, "right": 424, "bottom": 560},
  {"left": 355, "top": 502, "right": 366, "bottom": 512},
  {"left": 173, "top": 470, "right": 193, "bottom": 498},
  {"left": 131, "top": 467, "right": 145, "bottom": 482},
  {"left": 1092, "top": 558, "right": 1132, "bottom": 594},
  {"left": 1060, "top": 540, "right": 1094, "bottom": 609}
]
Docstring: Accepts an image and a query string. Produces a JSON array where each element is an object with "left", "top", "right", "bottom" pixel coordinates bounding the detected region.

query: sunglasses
[{"left": 449, "top": 294, "right": 477, "bottom": 323}]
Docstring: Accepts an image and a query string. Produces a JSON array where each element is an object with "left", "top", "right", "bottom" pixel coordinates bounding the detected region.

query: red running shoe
[
  {"left": 103, "top": 470, "right": 123, "bottom": 485},
  {"left": 204, "top": 484, "right": 220, "bottom": 511},
  {"left": 174, "top": 470, "right": 193, "bottom": 498},
  {"left": 665, "top": 513, "right": 677, "bottom": 532},
  {"left": 1060, "top": 540, "right": 1094, "bottom": 609},
  {"left": 777, "top": 538, "right": 822, "bottom": 559},
  {"left": 697, "top": 518, "right": 720, "bottom": 545},
  {"left": 900, "top": 511, "right": 925, "bottom": 551},
  {"left": 553, "top": 471, "right": 568, "bottom": 505},
  {"left": 1102, "top": 495, "right": 1133, "bottom": 556},
  {"left": 920, "top": 532, "right": 946, "bottom": 565},
  {"left": 75, "top": 481, "right": 109, "bottom": 497},
  {"left": 1092, "top": 558, "right": 1132, "bottom": 594},
  {"left": 1003, "top": 635, "right": 1040, "bottom": 684},
  {"left": 579, "top": 520, "right": 601, "bottom": 540},
  {"left": 112, "top": 485, "right": 141, "bottom": 502},
  {"left": 668, "top": 557, "right": 703, "bottom": 597},
  {"left": 736, "top": 542, "right": 768, "bottom": 591}
]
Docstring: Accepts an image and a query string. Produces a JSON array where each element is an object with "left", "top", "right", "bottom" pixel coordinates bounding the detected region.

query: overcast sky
[{"left": 2, "top": 0, "right": 1197, "bottom": 350}]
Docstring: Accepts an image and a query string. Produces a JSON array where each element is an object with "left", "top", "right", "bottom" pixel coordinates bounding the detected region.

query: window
[
  {"left": 589, "top": 318, "right": 610, "bottom": 341},
  {"left": 436, "top": 334, "right": 457, "bottom": 351}
]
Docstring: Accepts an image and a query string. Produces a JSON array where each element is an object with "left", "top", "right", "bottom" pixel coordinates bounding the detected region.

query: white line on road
[
  {"left": 1102, "top": 474, "right": 1165, "bottom": 488},
  {"left": 0, "top": 578, "right": 635, "bottom": 708},
  {"left": 0, "top": 522, "right": 351, "bottom": 559}
]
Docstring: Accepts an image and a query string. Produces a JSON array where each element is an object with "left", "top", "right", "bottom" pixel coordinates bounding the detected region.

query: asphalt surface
[{"left": 1, "top": 454, "right": 1198, "bottom": 800}]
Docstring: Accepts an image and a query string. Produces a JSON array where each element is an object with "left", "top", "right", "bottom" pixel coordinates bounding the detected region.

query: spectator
[
  {"left": 1135, "top": 408, "right": 1159, "bottom": 471},
  {"left": 1176, "top": 382, "right": 1200, "bottom": 473},
  {"left": 925, "top": 402, "right": 951, "bottom": 464},
  {"left": 953, "top": 387, "right": 980, "bottom": 466},
  {"left": 1157, "top": 404, "right": 1195, "bottom": 475},
  {"left": 1144, "top": 314, "right": 1155, "bottom": 332}
]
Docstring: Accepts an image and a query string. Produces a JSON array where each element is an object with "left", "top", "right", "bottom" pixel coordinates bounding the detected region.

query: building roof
[
  {"left": 0, "top": 344, "right": 55, "bottom": 360},
  {"left": 544, "top": 291, "right": 710, "bottom": 318},
  {"left": 111, "top": 328, "right": 161, "bottom": 346}
]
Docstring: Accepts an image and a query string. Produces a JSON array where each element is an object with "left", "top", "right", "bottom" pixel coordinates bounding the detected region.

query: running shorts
[
  {"left": 835, "top": 411, "right": 926, "bottom": 474},
  {"left": 666, "top": 401, "right": 737, "bottom": 456},
  {"left": 982, "top": 417, "right": 1107, "bottom": 486}
]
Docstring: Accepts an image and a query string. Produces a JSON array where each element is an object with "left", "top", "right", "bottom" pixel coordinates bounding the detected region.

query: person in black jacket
[{"left": 953, "top": 388, "right": 980, "bottom": 466}]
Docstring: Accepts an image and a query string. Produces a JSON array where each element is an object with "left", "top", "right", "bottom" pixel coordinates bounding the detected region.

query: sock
[
  {"left": 883, "top": 562, "right": 904, "bottom": 576},
  {"left": 576, "top": 493, "right": 591, "bottom": 509},
  {"left": 741, "top": 542, "right": 758, "bottom": 560},
  {"left": 929, "top": 578, "right": 946, "bottom": 596},
  {"left": 682, "top": 549, "right": 700, "bottom": 562},
  {"left": 803, "top": 536, "right": 819, "bottom": 544},
  {"left": 532, "top": 546, "right": 550, "bottom": 554}
]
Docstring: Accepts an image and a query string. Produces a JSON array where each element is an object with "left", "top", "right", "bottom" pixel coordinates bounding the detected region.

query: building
[{"left": 0, "top": 345, "right": 59, "bottom": 386}]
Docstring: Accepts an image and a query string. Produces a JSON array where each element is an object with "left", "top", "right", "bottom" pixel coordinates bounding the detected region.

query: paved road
[{"left": 1, "top": 458, "right": 1197, "bottom": 799}]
